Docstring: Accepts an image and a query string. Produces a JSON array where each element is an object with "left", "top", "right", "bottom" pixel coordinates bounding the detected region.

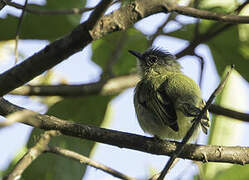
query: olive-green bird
[{"left": 129, "top": 48, "right": 209, "bottom": 141}]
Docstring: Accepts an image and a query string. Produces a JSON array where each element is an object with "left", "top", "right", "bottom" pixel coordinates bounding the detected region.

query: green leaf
[
  {"left": 22, "top": 95, "right": 111, "bottom": 180},
  {"left": 92, "top": 28, "right": 148, "bottom": 75},
  {"left": 198, "top": 0, "right": 238, "bottom": 13},
  {"left": 0, "top": 0, "right": 86, "bottom": 41},
  {"left": 207, "top": 26, "right": 249, "bottom": 82},
  {"left": 212, "top": 165, "right": 249, "bottom": 180}
]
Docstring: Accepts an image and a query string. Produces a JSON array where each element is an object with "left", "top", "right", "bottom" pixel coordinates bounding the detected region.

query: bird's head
[{"left": 128, "top": 47, "right": 181, "bottom": 76}]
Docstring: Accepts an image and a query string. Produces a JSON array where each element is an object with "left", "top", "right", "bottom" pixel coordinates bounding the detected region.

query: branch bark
[
  {"left": 1, "top": 0, "right": 249, "bottom": 97},
  {"left": 0, "top": 98, "right": 249, "bottom": 165}
]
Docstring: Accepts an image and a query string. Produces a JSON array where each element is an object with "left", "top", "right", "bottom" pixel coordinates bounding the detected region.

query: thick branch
[
  {"left": 0, "top": 98, "right": 249, "bottom": 165},
  {"left": 1, "top": 0, "right": 249, "bottom": 97}
]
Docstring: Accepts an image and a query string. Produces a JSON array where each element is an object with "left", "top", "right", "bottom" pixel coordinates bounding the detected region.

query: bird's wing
[{"left": 137, "top": 81, "right": 178, "bottom": 131}]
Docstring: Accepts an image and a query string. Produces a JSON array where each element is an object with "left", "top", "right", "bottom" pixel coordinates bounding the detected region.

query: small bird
[{"left": 129, "top": 48, "right": 209, "bottom": 141}]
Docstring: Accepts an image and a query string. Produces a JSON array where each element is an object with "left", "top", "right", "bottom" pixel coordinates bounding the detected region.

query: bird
[{"left": 128, "top": 47, "right": 209, "bottom": 141}]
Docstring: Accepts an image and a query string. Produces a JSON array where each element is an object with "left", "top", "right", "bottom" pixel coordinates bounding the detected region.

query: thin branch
[
  {"left": 149, "top": 12, "right": 177, "bottom": 45},
  {"left": 157, "top": 65, "right": 234, "bottom": 180},
  {"left": 194, "top": 53, "right": 205, "bottom": 88},
  {"left": 175, "top": 22, "right": 233, "bottom": 59},
  {"left": 14, "top": 0, "right": 28, "bottom": 64},
  {"left": 8, "top": 73, "right": 249, "bottom": 123},
  {"left": 176, "top": 0, "right": 249, "bottom": 59},
  {"left": 234, "top": 0, "right": 249, "bottom": 14},
  {"left": 209, "top": 104, "right": 249, "bottom": 122},
  {"left": 0, "top": 0, "right": 8, "bottom": 10},
  {"left": 3, "top": 0, "right": 94, "bottom": 15},
  {"left": 0, "top": 96, "right": 249, "bottom": 165},
  {"left": 165, "top": 2, "right": 249, "bottom": 23},
  {"left": 47, "top": 146, "right": 136, "bottom": 180},
  {"left": 4, "top": 130, "right": 59, "bottom": 180},
  {"left": 0, "top": 110, "right": 35, "bottom": 128},
  {"left": 10, "top": 74, "right": 140, "bottom": 97}
]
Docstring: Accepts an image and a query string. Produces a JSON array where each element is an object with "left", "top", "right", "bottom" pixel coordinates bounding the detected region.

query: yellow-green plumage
[{"left": 130, "top": 48, "right": 209, "bottom": 141}]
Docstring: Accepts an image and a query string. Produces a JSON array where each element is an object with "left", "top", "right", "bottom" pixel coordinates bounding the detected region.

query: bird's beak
[{"left": 128, "top": 50, "right": 143, "bottom": 59}]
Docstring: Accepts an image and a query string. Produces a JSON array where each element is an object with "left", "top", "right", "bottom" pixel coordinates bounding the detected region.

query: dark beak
[{"left": 128, "top": 50, "right": 142, "bottom": 59}]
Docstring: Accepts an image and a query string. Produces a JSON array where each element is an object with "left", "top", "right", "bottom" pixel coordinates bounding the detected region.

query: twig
[
  {"left": 0, "top": 0, "right": 7, "bottom": 10},
  {"left": 3, "top": 0, "right": 94, "bottom": 15},
  {"left": 14, "top": 0, "right": 28, "bottom": 64},
  {"left": 165, "top": 2, "right": 249, "bottom": 23},
  {"left": 47, "top": 146, "right": 136, "bottom": 180},
  {"left": 149, "top": 13, "right": 177, "bottom": 45},
  {"left": 157, "top": 65, "right": 234, "bottom": 180},
  {"left": 209, "top": 104, "right": 249, "bottom": 122},
  {"left": 1, "top": 94, "right": 249, "bottom": 165},
  {"left": 234, "top": 0, "right": 249, "bottom": 14},
  {"left": 0, "top": 110, "right": 36, "bottom": 128},
  {"left": 4, "top": 130, "right": 59, "bottom": 180},
  {"left": 194, "top": 53, "right": 205, "bottom": 88},
  {"left": 175, "top": 22, "right": 234, "bottom": 59}
]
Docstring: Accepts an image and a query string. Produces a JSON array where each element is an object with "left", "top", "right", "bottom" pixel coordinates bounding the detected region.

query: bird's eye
[{"left": 149, "top": 55, "right": 157, "bottom": 63}]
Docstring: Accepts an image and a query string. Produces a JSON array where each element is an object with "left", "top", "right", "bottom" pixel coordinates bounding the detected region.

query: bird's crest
[{"left": 143, "top": 47, "right": 175, "bottom": 59}]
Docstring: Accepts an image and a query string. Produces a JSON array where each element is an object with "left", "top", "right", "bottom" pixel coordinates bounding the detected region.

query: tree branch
[
  {"left": 209, "top": 104, "right": 249, "bottom": 122},
  {"left": 3, "top": 0, "right": 94, "bottom": 15},
  {"left": 0, "top": 97, "right": 249, "bottom": 165},
  {"left": 166, "top": 2, "right": 249, "bottom": 23},
  {"left": 0, "top": 110, "right": 36, "bottom": 128},
  {"left": 0, "top": 0, "right": 8, "bottom": 10},
  {"left": 4, "top": 130, "right": 59, "bottom": 180},
  {"left": 176, "top": 0, "right": 249, "bottom": 59},
  {"left": 0, "top": 0, "right": 113, "bottom": 97},
  {"left": 14, "top": 0, "right": 28, "bottom": 64},
  {"left": 47, "top": 146, "right": 136, "bottom": 180},
  {"left": 10, "top": 74, "right": 140, "bottom": 97}
]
